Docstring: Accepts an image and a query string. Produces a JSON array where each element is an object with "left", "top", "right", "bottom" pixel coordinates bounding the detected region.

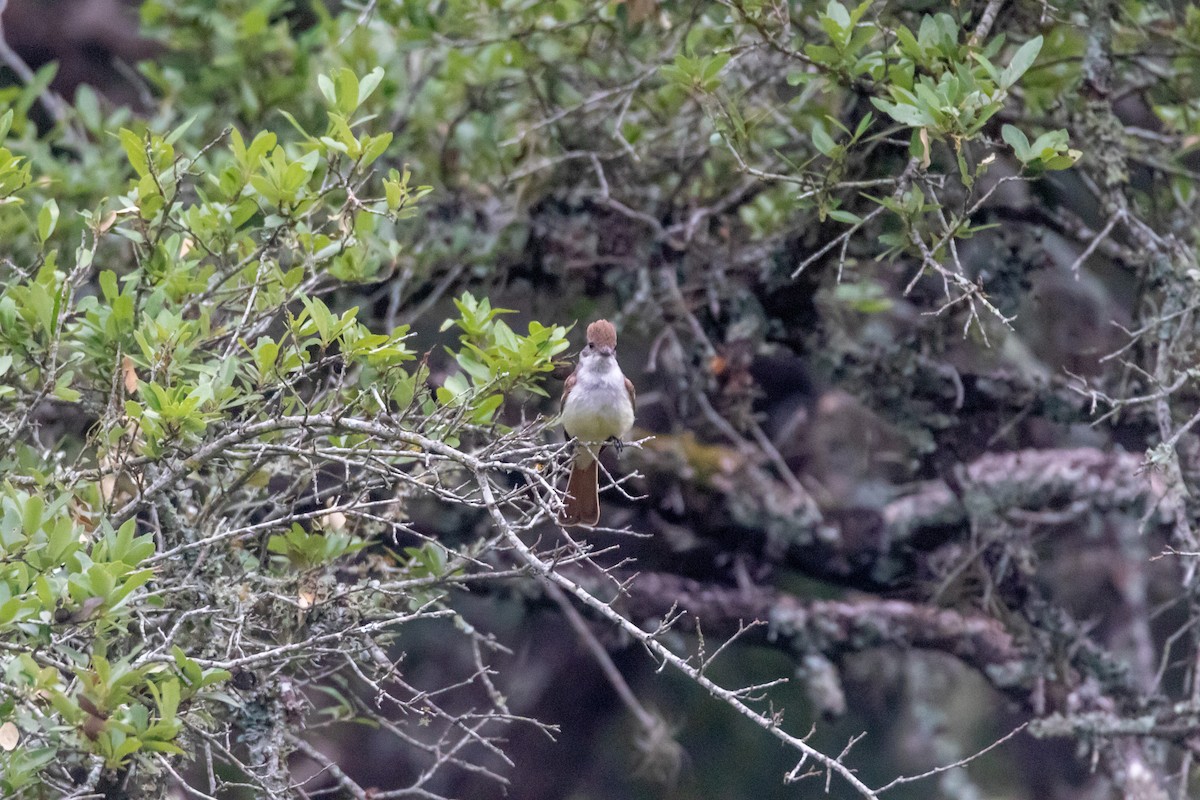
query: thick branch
[{"left": 605, "top": 571, "right": 1026, "bottom": 686}]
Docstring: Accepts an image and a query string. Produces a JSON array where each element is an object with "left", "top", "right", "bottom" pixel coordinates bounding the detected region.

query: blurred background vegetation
[{"left": 2, "top": 0, "right": 1200, "bottom": 798}]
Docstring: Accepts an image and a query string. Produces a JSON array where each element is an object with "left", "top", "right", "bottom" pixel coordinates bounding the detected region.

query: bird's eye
[{"left": 584, "top": 343, "right": 593, "bottom": 350}]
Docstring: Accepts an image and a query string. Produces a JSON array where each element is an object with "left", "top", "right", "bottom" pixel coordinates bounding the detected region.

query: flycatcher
[{"left": 559, "top": 319, "right": 636, "bottom": 526}]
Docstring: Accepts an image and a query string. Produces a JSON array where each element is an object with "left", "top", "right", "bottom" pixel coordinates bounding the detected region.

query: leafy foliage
[
  {"left": 0, "top": 38, "right": 565, "bottom": 793},
  {"left": 3, "top": 0, "right": 1200, "bottom": 798}
]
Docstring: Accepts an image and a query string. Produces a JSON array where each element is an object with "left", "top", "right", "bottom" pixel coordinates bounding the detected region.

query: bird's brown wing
[
  {"left": 561, "top": 369, "right": 577, "bottom": 408},
  {"left": 625, "top": 376, "right": 636, "bottom": 413}
]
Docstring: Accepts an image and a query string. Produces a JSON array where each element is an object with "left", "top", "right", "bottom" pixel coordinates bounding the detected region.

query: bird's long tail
[{"left": 560, "top": 457, "right": 600, "bottom": 526}]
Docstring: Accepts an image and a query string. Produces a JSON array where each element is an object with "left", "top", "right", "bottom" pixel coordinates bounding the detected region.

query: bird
[{"left": 558, "top": 319, "right": 636, "bottom": 526}]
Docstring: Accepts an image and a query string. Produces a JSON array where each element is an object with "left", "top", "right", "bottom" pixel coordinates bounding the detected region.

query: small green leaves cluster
[
  {"left": 674, "top": 0, "right": 1090, "bottom": 292},
  {"left": 139, "top": 0, "right": 314, "bottom": 124},
  {"left": 678, "top": 0, "right": 1091, "bottom": 328},
  {"left": 400, "top": 541, "right": 457, "bottom": 610},
  {"left": 810, "top": 112, "right": 876, "bottom": 222},
  {"left": 0, "top": 111, "right": 30, "bottom": 202},
  {"left": 833, "top": 279, "right": 893, "bottom": 314},
  {"left": 0, "top": 64, "right": 57, "bottom": 138},
  {"left": 0, "top": 261, "right": 78, "bottom": 403},
  {"left": 437, "top": 293, "right": 571, "bottom": 424},
  {"left": 312, "top": 67, "right": 395, "bottom": 169},
  {"left": 799, "top": 4, "right": 1082, "bottom": 186},
  {"left": 1001, "top": 125, "right": 1083, "bottom": 172},
  {"left": 882, "top": 30, "right": 1050, "bottom": 176},
  {"left": 0, "top": 488, "right": 227, "bottom": 790},
  {"left": 0, "top": 491, "right": 149, "bottom": 635},
  {"left": 804, "top": 0, "right": 879, "bottom": 79},
  {"left": 268, "top": 523, "right": 369, "bottom": 571},
  {"left": 660, "top": 52, "right": 731, "bottom": 96}
]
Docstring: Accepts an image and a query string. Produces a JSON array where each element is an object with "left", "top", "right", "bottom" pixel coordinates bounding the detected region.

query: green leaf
[
  {"left": 164, "top": 114, "right": 199, "bottom": 146},
  {"left": 0, "top": 597, "right": 22, "bottom": 626},
  {"left": 317, "top": 73, "right": 337, "bottom": 107},
  {"left": 826, "top": 1, "right": 851, "bottom": 32},
  {"left": 118, "top": 129, "right": 149, "bottom": 177},
  {"left": 828, "top": 209, "right": 863, "bottom": 224},
  {"left": 1001, "top": 35, "right": 1042, "bottom": 89},
  {"left": 1029, "top": 129, "right": 1068, "bottom": 155},
  {"left": 357, "top": 67, "right": 385, "bottom": 106},
  {"left": 870, "top": 98, "right": 932, "bottom": 128},
  {"left": 110, "top": 736, "right": 143, "bottom": 765},
  {"left": 21, "top": 494, "right": 44, "bottom": 537},
  {"left": 37, "top": 199, "right": 59, "bottom": 242},
  {"left": 811, "top": 122, "right": 836, "bottom": 156},
  {"left": 853, "top": 112, "right": 874, "bottom": 140},
  {"left": 1001, "top": 124, "right": 1031, "bottom": 161}
]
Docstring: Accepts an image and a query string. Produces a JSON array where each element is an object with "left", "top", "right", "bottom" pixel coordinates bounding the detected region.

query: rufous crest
[{"left": 586, "top": 319, "right": 617, "bottom": 348}]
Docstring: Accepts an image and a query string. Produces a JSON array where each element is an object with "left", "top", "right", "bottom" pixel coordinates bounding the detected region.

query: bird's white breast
[{"left": 561, "top": 360, "right": 634, "bottom": 444}]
